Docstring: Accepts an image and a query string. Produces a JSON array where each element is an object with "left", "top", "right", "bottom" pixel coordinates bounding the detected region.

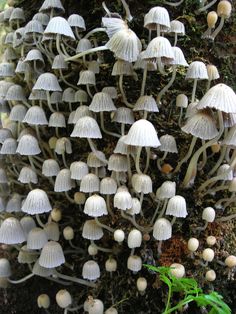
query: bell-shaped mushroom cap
[
  {"left": 133, "top": 95, "right": 159, "bottom": 113},
  {"left": 73, "top": 105, "right": 93, "bottom": 123},
  {"left": 113, "top": 107, "right": 134, "bottom": 124},
  {"left": 222, "top": 125, "right": 236, "bottom": 146},
  {"left": 74, "top": 90, "right": 88, "bottom": 103},
  {"left": 39, "top": 241, "right": 65, "bottom": 268},
  {"left": 68, "top": 14, "right": 86, "bottom": 31},
  {"left": 16, "top": 134, "right": 41, "bottom": 155},
  {"left": 112, "top": 59, "right": 134, "bottom": 76},
  {"left": 87, "top": 151, "right": 106, "bottom": 168},
  {"left": 27, "top": 227, "right": 48, "bottom": 250},
  {"left": 0, "top": 129, "right": 12, "bottom": 144},
  {"left": 0, "top": 217, "right": 26, "bottom": 244},
  {"left": 18, "top": 245, "right": 38, "bottom": 264},
  {"left": 84, "top": 194, "right": 108, "bottom": 217},
  {"left": 102, "top": 16, "right": 127, "bottom": 39},
  {"left": 24, "top": 20, "right": 44, "bottom": 36},
  {"left": 52, "top": 54, "right": 68, "bottom": 70},
  {"left": 196, "top": 83, "right": 236, "bottom": 114},
  {"left": 42, "top": 159, "right": 60, "bottom": 177},
  {"left": 207, "top": 64, "right": 220, "bottom": 81},
  {"left": 100, "top": 177, "right": 117, "bottom": 195},
  {"left": 18, "top": 167, "right": 38, "bottom": 184},
  {"left": 108, "top": 154, "right": 128, "bottom": 172},
  {"left": 62, "top": 87, "right": 75, "bottom": 103},
  {"left": 82, "top": 220, "right": 104, "bottom": 240},
  {"left": 128, "top": 229, "right": 142, "bottom": 248},
  {"left": 44, "top": 16, "right": 75, "bottom": 39},
  {"left": 153, "top": 218, "right": 172, "bottom": 240},
  {"left": 102, "top": 86, "right": 118, "bottom": 99},
  {"left": 9, "top": 7, "right": 25, "bottom": 22},
  {"left": 32, "top": 259, "right": 54, "bottom": 277},
  {"left": 106, "top": 28, "right": 142, "bottom": 62},
  {"left": 56, "top": 290, "right": 72, "bottom": 309},
  {"left": 144, "top": 37, "right": 174, "bottom": 61},
  {"left": 44, "top": 222, "right": 60, "bottom": 241},
  {"left": 127, "top": 255, "right": 142, "bottom": 272},
  {"left": 0, "top": 258, "right": 11, "bottom": 277},
  {"left": 9, "top": 104, "right": 27, "bottom": 122},
  {"left": 0, "top": 62, "right": 15, "bottom": 77},
  {"left": 185, "top": 61, "right": 208, "bottom": 80},
  {"left": 77, "top": 70, "right": 96, "bottom": 86},
  {"left": 6, "top": 194, "right": 22, "bottom": 213},
  {"left": 217, "top": 164, "right": 233, "bottom": 181},
  {"left": 181, "top": 109, "right": 218, "bottom": 140},
  {"left": 202, "top": 207, "right": 215, "bottom": 222},
  {"left": 39, "top": 0, "right": 65, "bottom": 14},
  {"left": 166, "top": 195, "right": 188, "bottom": 218},
  {"left": 169, "top": 47, "right": 188, "bottom": 67},
  {"left": 70, "top": 161, "right": 88, "bottom": 180},
  {"left": 76, "top": 38, "right": 92, "bottom": 53},
  {"left": 54, "top": 169, "right": 73, "bottom": 192},
  {"left": 80, "top": 173, "right": 100, "bottom": 193},
  {"left": 82, "top": 260, "right": 100, "bottom": 280},
  {"left": 5, "top": 84, "right": 27, "bottom": 102},
  {"left": 32, "top": 12, "right": 50, "bottom": 26},
  {"left": 49, "top": 112, "right": 66, "bottom": 128},
  {"left": 71, "top": 117, "right": 102, "bottom": 138},
  {"left": 159, "top": 181, "right": 176, "bottom": 199},
  {"left": 127, "top": 197, "right": 141, "bottom": 215},
  {"left": 89, "top": 92, "right": 116, "bottom": 112},
  {"left": 176, "top": 94, "right": 188, "bottom": 108},
  {"left": 23, "top": 106, "right": 48, "bottom": 126},
  {"left": 170, "top": 20, "right": 185, "bottom": 35},
  {"left": 159, "top": 134, "right": 178, "bottom": 153},
  {"left": 132, "top": 173, "right": 152, "bottom": 194},
  {"left": 1, "top": 138, "right": 17, "bottom": 155},
  {"left": 24, "top": 49, "right": 44, "bottom": 66},
  {"left": 144, "top": 6, "right": 170, "bottom": 31},
  {"left": 33, "top": 73, "right": 62, "bottom": 92},
  {"left": 124, "top": 119, "right": 160, "bottom": 147},
  {"left": 20, "top": 216, "right": 36, "bottom": 237},
  {"left": 114, "top": 189, "right": 132, "bottom": 210},
  {"left": 22, "top": 189, "right": 52, "bottom": 215}
]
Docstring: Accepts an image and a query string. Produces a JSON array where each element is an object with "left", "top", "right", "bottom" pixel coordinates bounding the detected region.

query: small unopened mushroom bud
[
  {"left": 202, "top": 248, "right": 215, "bottom": 262},
  {"left": 74, "top": 192, "right": 86, "bottom": 205},
  {"left": 63, "top": 226, "right": 74, "bottom": 240},
  {"left": 170, "top": 263, "right": 185, "bottom": 278},
  {"left": 127, "top": 255, "right": 142, "bottom": 273},
  {"left": 207, "top": 11, "right": 218, "bottom": 28},
  {"left": 128, "top": 229, "right": 142, "bottom": 249},
  {"left": 206, "top": 236, "right": 216, "bottom": 246},
  {"left": 161, "top": 163, "right": 173, "bottom": 174},
  {"left": 56, "top": 290, "right": 72, "bottom": 309},
  {"left": 205, "top": 269, "right": 216, "bottom": 282},
  {"left": 88, "top": 244, "right": 98, "bottom": 256},
  {"left": 105, "top": 307, "right": 118, "bottom": 314},
  {"left": 37, "top": 294, "right": 50, "bottom": 309},
  {"left": 136, "top": 277, "right": 147, "bottom": 294},
  {"left": 217, "top": 0, "right": 232, "bottom": 18},
  {"left": 211, "top": 142, "right": 221, "bottom": 153},
  {"left": 187, "top": 238, "right": 199, "bottom": 252},
  {"left": 114, "top": 229, "right": 125, "bottom": 243},
  {"left": 105, "top": 258, "right": 117, "bottom": 272},
  {"left": 88, "top": 299, "right": 104, "bottom": 314},
  {"left": 225, "top": 255, "right": 236, "bottom": 268},
  {"left": 49, "top": 136, "right": 58, "bottom": 149},
  {"left": 0, "top": 278, "right": 9, "bottom": 288},
  {"left": 51, "top": 208, "right": 62, "bottom": 222},
  {"left": 143, "top": 233, "right": 150, "bottom": 241},
  {"left": 202, "top": 207, "right": 215, "bottom": 223}
]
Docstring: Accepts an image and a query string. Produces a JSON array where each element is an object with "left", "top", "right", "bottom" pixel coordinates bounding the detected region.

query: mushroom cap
[
  {"left": 42, "top": 159, "right": 60, "bottom": 177},
  {"left": 144, "top": 6, "right": 170, "bottom": 31},
  {"left": 106, "top": 28, "right": 142, "bottom": 62},
  {"left": 82, "top": 220, "right": 104, "bottom": 240},
  {"left": 128, "top": 229, "right": 142, "bottom": 248},
  {"left": 176, "top": 94, "right": 188, "bottom": 108},
  {"left": 39, "top": 241, "right": 65, "bottom": 268},
  {"left": 127, "top": 255, "right": 142, "bottom": 272},
  {"left": 197, "top": 83, "right": 236, "bottom": 114},
  {"left": 124, "top": 119, "right": 160, "bottom": 147},
  {"left": 84, "top": 194, "right": 108, "bottom": 217},
  {"left": 202, "top": 207, "right": 215, "bottom": 222},
  {"left": 56, "top": 290, "right": 72, "bottom": 309},
  {"left": 33, "top": 73, "right": 62, "bottom": 92},
  {"left": 18, "top": 167, "right": 38, "bottom": 184},
  {"left": 54, "top": 169, "right": 73, "bottom": 192},
  {"left": 70, "top": 161, "right": 89, "bottom": 180},
  {"left": 82, "top": 260, "right": 100, "bottom": 280},
  {"left": 108, "top": 154, "right": 128, "bottom": 172},
  {"left": 144, "top": 36, "right": 174, "bottom": 61},
  {"left": 22, "top": 189, "right": 52, "bottom": 215},
  {"left": 80, "top": 173, "right": 100, "bottom": 193},
  {"left": 170, "top": 20, "right": 185, "bottom": 35},
  {"left": 159, "top": 134, "right": 178, "bottom": 153},
  {"left": 27, "top": 227, "right": 48, "bottom": 250},
  {"left": 39, "top": 0, "right": 65, "bottom": 13},
  {"left": 77, "top": 70, "right": 96, "bottom": 86},
  {"left": 132, "top": 173, "right": 152, "bottom": 194},
  {"left": 0, "top": 217, "right": 25, "bottom": 244},
  {"left": 68, "top": 14, "right": 86, "bottom": 30},
  {"left": 133, "top": 95, "right": 159, "bottom": 113},
  {"left": 71, "top": 116, "right": 102, "bottom": 138},
  {"left": 16, "top": 134, "right": 41, "bottom": 155},
  {"left": 89, "top": 92, "right": 116, "bottom": 112},
  {"left": 153, "top": 218, "right": 172, "bottom": 240},
  {"left": 0, "top": 258, "right": 11, "bottom": 277},
  {"left": 23, "top": 106, "right": 48, "bottom": 126},
  {"left": 100, "top": 177, "right": 117, "bottom": 195},
  {"left": 166, "top": 195, "right": 188, "bottom": 218},
  {"left": 169, "top": 47, "right": 188, "bottom": 67},
  {"left": 113, "top": 107, "right": 134, "bottom": 124},
  {"left": 44, "top": 16, "right": 75, "bottom": 39},
  {"left": 185, "top": 61, "right": 208, "bottom": 80}
]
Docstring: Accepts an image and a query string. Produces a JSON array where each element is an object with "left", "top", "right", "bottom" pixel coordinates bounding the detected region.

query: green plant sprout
[{"left": 144, "top": 265, "right": 231, "bottom": 314}]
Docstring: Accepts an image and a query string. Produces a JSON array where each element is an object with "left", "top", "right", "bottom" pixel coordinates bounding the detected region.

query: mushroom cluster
[{"left": 0, "top": 0, "right": 235, "bottom": 312}]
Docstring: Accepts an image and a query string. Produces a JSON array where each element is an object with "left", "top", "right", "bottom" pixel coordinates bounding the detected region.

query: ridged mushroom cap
[
  {"left": 39, "top": 241, "right": 65, "bottom": 268},
  {"left": 22, "top": 189, "right": 52, "bottom": 215}
]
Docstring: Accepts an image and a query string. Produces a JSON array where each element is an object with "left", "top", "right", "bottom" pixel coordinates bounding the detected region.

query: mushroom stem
[
  {"left": 178, "top": 107, "right": 184, "bottom": 127},
  {"left": 157, "top": 66, "right": 177, "bottom": 104},
  {"left": 59, "top": 69, "right": 78, "bottom": 90},
  {"left": 64, "top": 305, "right": 83, "bottom": 313},
  {"left": 216, "top": 214, "right": 236, "bottom": 222},
  {"left": 84, "top": 27, "right": 106, "bottom": 39},
  {"left": 158, "top": 199, "right": 168, "bottom": 218},
  {"left": 174, "top": 33, "right": 178, "bottom": 46},
  {"left": 106, "top": 195, "right": 115, "bottom": 218},
  {"left": 144, "top": 147, "right": 151, "bottom": 174},
  {"left": 196, "top": 0, "right": 217, "bottom": 13},
  {"left": 171, "top": 216, "right": 176, "bottom": 226},
  {"left": 157, "top": 151, "right": 168, "bottom": 171},
  {"left": 120, "top": 210, "right": 151, "bottom": 232},
  {"left": 95, "top": 217, "right": 115, "bottom": 233},
  {"left": 119, "top": 75, "right": 133, "bottom": 108},
  {"left": 36, "top": 214, "right": 45, "bottom": 227},
  {"left": 164, "top": 0, "right": 184, "bottom": 6},
  {"left": 53, "top": 271, "right": 96, "bottom": 288},
  {"left": 198, "top": 153, "right": 236, "bottom": 192},
  {"left": 121, "top": 0, "right": 133, "bottom": 22},
  {"left": 157, "top": 57, "right": 168, "bottom": 75},
  {"left": 135, "top": 146, "right": 142, "bottom": 174},
  {"left": 151, "top": 200, "right": 161, "bottom": 224},
  {"left": 210, "top": 16, "right": 225, "bottom": 40},
  {"left": 191, "top": 78, "right": 198, "bottom": 103},
  {"left": 66, "top": 46, "right": 108, "bottom": 62},
  {"left": 140, "top": 65, "right": 148, "bottom": 97},
  {"left": 208, "top": 145, "right": 227, "bottom": 176},
  {"left": 158, "top": 240, "right": 163, "bottom": 255},
  {"left": 198, "top": 139, "right": 207, "bottom": 170},
  {"left": 100, "top": 112, "right": 120, "bottom": 138},
  {"left": 182, "top": 111, "right": 224, "bottom": 188},
  {"left": 173, "top": 136, "right": 197, "bottom": 174},
  {"left": 8, "top": 273, "right": 34, "bottom": 284},
  {"left": 91, "top": 240, "right": 112, "bottom": 253}
]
